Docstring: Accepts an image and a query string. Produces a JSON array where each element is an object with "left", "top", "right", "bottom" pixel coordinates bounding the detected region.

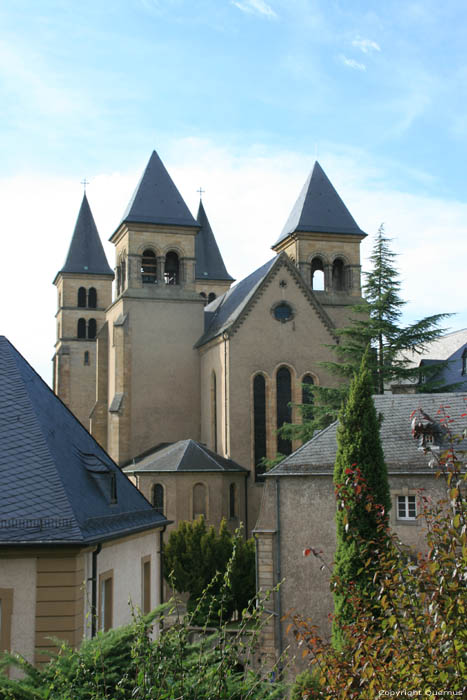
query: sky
[{"left": 2, "top": 0, "right": 467, "bottom": 383}]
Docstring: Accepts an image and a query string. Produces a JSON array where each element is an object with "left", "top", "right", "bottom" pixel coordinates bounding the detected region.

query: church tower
[
  {"left": 93, "top": 150, "right": 233, "bottom": 464},
  {"left": 53, "top": 194, "right": 113, "bottom": 427}
]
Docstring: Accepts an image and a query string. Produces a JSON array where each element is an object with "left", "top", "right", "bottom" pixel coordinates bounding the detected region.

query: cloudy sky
[{"left": 2, "top": 0, "right": 467, "bottom": 383}]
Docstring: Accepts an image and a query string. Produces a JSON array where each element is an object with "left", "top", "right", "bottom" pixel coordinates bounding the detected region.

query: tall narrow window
[
  {"left": 88, "top": 287, "right": 97, "bottom": 308},
  {"left": 142, "top": 557, "right": 151, "bottom": 614},
  {"left": 88, "top": 318, "right": 97, "bottom": 339},
  {"left": 311, "top": 257, "right": 325, "bottom": 290},
  {"left": 141, "top": 249, "right": 157, "bottom": 284},
  {"left": 152, "top": 483, "right": 164, "bottom": 513},
  {"left": 193, "top": 483, "right": 207, "bottom": 519},
  {"left": 229, "top": 483, "right": 236, "bottom": 519},
  {"left": 78, "top": 287, "right": 86, "bottom": 307},
  {"left": 164, "top": 251, "right": 179, "bottom": 285},
  {"left": 212, "top": 372, "right": 218, "bottom": 452},
  {"left": 276, "top": 366, "right": 292, "bottom": 456},
  {"left": 116, "top": 265, "right": 122, "bottom": 295},
  {"left": 121, "top": 259, "right": 126, "bottom": 289},
  {"left": 332, "top": 258, "right": 345, "bottom": 291},
  {"left": 84, "top": 351, "right": 90, "bottom": 366},
  {"left": 99, "top": 571, "right": 113, "bottom": 632},
  {"left": 253, "top": 374, "right": 267, "bottom": 480},
  {"left": 77, "top": 318, "right": 86, "bottom": 338}
]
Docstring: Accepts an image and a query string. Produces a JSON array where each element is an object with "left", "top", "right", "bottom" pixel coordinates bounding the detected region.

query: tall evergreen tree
[{"left": 332, "top": 349, "right": 390, "bottom": 649}]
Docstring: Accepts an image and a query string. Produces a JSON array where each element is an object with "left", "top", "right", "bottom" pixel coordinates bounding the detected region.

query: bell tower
[{"left": 53, "top": 193, "right": 113, "bottom": 428}]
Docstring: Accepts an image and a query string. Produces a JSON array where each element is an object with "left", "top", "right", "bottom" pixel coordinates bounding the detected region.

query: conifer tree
[{"left": 332, "top": 349, "right": 390, "bottom": 649}]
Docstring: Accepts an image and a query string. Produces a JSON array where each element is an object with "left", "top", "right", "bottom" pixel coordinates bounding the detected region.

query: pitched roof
[
  {"left": 267, "top": 392, "right": 467, "bottom": 477},
  {"left": 398, "top": 329, "right": 467, "bottom": 392},
  {"left": 195, "top": 252, "right": 336, "bottom": 348},
  {"left": 195, "top": 201, "right": 234, "bottom": 281},
  {"left": 0, "top": 336, "right": 169, "bottom": 545},
  {"left": 56, "top": 194, "right": 113, "bottom": 278},
  {"left": 123, "top": 439, "right": 248, "bottom": 474},
  {"left": 273, "top": 161, "right": 367, "bottom": 247},
  {"left": 117, "top": 150, "right": 198, "bottom": 230}
]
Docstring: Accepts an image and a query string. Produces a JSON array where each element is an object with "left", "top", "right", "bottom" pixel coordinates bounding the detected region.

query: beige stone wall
[{"left": 0, "top": 556, "right": 36, "bottom": 676}]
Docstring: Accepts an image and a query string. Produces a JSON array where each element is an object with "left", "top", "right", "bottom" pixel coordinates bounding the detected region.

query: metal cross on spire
[
  {"left": 197, "top": 187, "right": 205, "bottom": 200},
  {"left": 81, "top": 178, "right": 89, "bottom": 192}
]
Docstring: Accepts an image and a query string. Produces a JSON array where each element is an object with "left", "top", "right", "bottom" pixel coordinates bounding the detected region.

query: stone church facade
[{"left": 53, "top": 151, "right": 367, "bottom": 532}]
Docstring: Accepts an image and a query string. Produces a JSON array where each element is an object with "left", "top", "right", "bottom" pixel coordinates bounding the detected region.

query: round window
[{"left": 273, "top": 302, "right": 293, "bottom": 323}]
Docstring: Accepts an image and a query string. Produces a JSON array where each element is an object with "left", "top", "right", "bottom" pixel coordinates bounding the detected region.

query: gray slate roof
[
  {"left": 118, "top": 150, "right": 198, "bottom": 230},
  {"left": 399, "top": 329, "right": 467, "bottom": 392},
  {"left": 274, "top": 161, "right": 367, "bottom": 247},
  {"left": 56, "top": 194, "right": 113, "bottom": 278},
  {"left": 0, "top": 336, "right": 168, "bottom": 545},
  {"left": 268, "top": 392, "right": 467, "bottom": 476},
  {"left": 195, "top": 201, "right": 234, "bottom": 282},
  {"left": 123, "top": 439, "right": 248, "bottom": 474}
]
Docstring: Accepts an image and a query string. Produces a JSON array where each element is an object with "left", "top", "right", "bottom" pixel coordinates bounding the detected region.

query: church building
[{"left": 53, "top": 150, "right": 367, "bottom": 532}]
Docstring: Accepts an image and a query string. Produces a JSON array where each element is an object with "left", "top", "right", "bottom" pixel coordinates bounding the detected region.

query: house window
[
  {"left": 141, "top": 557, "right": 151, "bottom": 615},
  {"left": 276, "top": 366, "right": 292, "bottom": 456},
  {"left": 164, "top": 251, "right": 179, "bottom": 285},
  {"left": 141, "top": 249, "right": 157, "bottom": 284},
  {"left": 88, "top": 318, "right": 97, "bottom": 339},
  {"left": 84, "top": 351, "right": 90, "bottom": 366},
  {"left": 397, "top": 495, "right": 417, "bottom": 520},
  {"left": 78, "top": 287, "right": 86, "bottom": 307},
  {"left": 99, "top": 571, "right": 113, "bottom": 632},
  {"left": 0, "top": 588, "right": 13, "bottom": 655},
  {"left": 88, "top": 287, "right": 97, "bottom": 308},
  {"left": 229, "top": 483, "right": 236, "bottom": 519},
  {"left": 193, "top": 483, "right": 207, "bottom": 519},
  {"left": 152, "top": 483, "right": 164, "bottom": 513},
  {"left": 212, "top": 372, "right": 217, "bottom": 452},
  {"left": 77, "top": 318, "right": 86, "bottom": 338},
  {"left": 462, "top": 349, "right": 467, "bottom": 376},
  {"left": 253, "top": 373, "right": 267, "bottom": 480}
]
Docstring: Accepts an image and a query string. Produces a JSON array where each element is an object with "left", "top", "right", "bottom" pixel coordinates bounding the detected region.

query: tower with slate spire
[
  {"left": 194, "top": 200, "right": 234, "bottom": 304},
  {"left": 272, "top": 161, "right": 366, "bottom": 326},
  {"left": 53, "top": 194, "right": 114, "bottom": 428}
]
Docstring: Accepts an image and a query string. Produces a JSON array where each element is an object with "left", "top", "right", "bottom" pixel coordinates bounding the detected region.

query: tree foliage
[
  {"left": 290, "top": 401, "right": 467, "bottom": 698},
  {"left": 163, "top": 517, "right": 255, "bottom": 622}
]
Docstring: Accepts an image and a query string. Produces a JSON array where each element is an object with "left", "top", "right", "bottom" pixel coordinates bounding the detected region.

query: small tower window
[
  {"left": 229, "top": 483, "right": 236, "bottom": 519},
  {"left": 164, "top": 251, "right": 180, "bottom": 285},
  {"left": 88, "top": 318, "right": 97, "bottom": 339},
  {"left": 78, "top": 287, "right": 86, "bottom": 308},
  {"left": 77, "top": 318, "right": 86, "bottom": 338},
  {"left": 88, "top": 287, "right": 97, "bottom": 308},
  {"left": 121, "top": 259, "right": 126, "bottom": 289},
  {"left": 152, "top": 483, "right": 164, "bottom": 513},
  {"left": 84, "top": 351, "right": 90, "bottom": 366},
  {"left": 311, "top": 257, "right": 325, "bottom": 290},
  {"left": 332, "top": 258, "right": 345, "bottom": 291},
  {"left": 208, "top": 292, "right": 216, "bottom": 303},
  {"left": 141, "top": 249, "right": 157, "bottom": 284}
]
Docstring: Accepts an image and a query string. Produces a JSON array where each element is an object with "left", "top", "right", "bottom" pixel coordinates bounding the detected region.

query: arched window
[
  {"left": 212, "top": 372, "right": 217, "bottom": 453},
  {"left": 78, "top": 287, "right": 86, "bottom": 308},
  {"left": 88, "top": 287, "right": 97, "bottom": 308},
  {"left": 141, "top": 249, "right": 157, "bottom": 284},
  {"left": 84, "top": 351, "right": 90, "bottom": 366},
  {"left": 152, "top": 484, "right": 164, "bottom": 513},
  {"left": 121, "top": 259, "right": 126, "bottom": 289},
  {"left": 116, "top": 266, "right": 122, "bottom": 295},
  {"left": 276, "top": 366, "right": 292, "bottom": 456},
  {"left": 253, "top": 374, "right": 267, "bottom": 480},
  {"left": 332, "top": 258, "right": 345, "bottom": 291},
  {"left": 88, "top": 318, "right": 97, "bottom": 339},
  {"left": 164, "top": 251, "right": 179, "bottom": 285},
  {"left": 311, "top": 257, "right": 325, "bottom": 290},
  {"left": 208, "top": 292, "right": 216, "bottom": 303},
  {"left": 77, "top": 318, "right": 86, "bottom": 338},
  {"left": 193, "top": 483, "right": 207, "bottom": 519},
  {"left": 229, "top": 483, "right": 236, "bottom": 519}
]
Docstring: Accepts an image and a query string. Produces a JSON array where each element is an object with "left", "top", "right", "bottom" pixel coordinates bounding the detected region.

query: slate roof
[
  {"left": 56, "top": 194, "right": 113, "bottom": 279},
  {"left": 398, "top": 329, "right": 467, "bottom": 392},
  {"left": 195, "top": 201, "right": 234, "bottom": 282},
  {"left": 116, "top": 150, "right": 198, "bottom": 232},
  {"left": 123, "top": 439, "right": 248, "bottom": 474},
  {"left": 273, "top": 161, "right": 367, "bottom": 247},
  {"left": 267, "top": 393, "right": 467, "bottom": 477},
  {"left": 0, "top": 336, "right": 169, "bottom": 545}
]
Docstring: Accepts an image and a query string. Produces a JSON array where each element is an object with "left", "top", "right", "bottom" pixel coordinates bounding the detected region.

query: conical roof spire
[
  {"left": 57, "top": 194, "right": 113, "bottom": 277},
  {"left": 274, "top": 162, "right": 366, "bottom": 247},
  {"left": 119, "top": 150, "right": 198, "bottom": 229},
  {"left": 195, "top": 201, "right": 234, "bottom": 281}
]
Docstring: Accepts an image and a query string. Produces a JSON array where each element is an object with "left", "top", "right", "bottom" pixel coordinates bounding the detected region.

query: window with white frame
[{"left": 397, "top": 495, "right": 417, "bottom": 520}]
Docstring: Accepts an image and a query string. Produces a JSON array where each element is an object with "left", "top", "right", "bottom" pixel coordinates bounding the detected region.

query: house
[
  {"left": 52, "top": 151, "right": 367, "bottom": 533},
  {"left": 253, "top": 392, "right": 467, "bottom": 671},
  {"left": 0, "top": 336, "right": 169, "bottom": 673}
]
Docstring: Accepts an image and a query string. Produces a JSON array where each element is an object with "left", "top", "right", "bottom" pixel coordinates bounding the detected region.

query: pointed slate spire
[
  {"left": 195, "top": 201, "right": 234, "bottom": 281},
  {"left": 58, "top": 194, "right": 113, "bottom": 277},
  {"left": 274, "top": 162, "right": 366, "bottom": 247},
  {"left": 119, "top": 150, "right": 198, "bottom": 229}
]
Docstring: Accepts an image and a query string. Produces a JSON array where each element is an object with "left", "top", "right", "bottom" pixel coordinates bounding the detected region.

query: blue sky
[{"left": 2, "top": 0, "right": 467, "bottom": 381}]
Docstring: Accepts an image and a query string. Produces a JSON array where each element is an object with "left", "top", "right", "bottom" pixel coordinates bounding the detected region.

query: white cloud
[
  {"left": 352, "top": 37, "right": 381, "bottom": 54},
  {"left": 231, "top": 0, "right": 278, "bottom": 20},
  {"left": 340, "top": 55, "right": 366, "bottom": 71}
]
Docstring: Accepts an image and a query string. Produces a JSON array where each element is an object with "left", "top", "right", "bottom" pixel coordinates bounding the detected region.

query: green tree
[{"left": 332, "top": 348, "right": 391, "bottom": 648}]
